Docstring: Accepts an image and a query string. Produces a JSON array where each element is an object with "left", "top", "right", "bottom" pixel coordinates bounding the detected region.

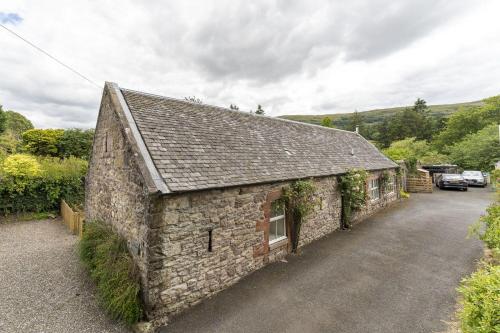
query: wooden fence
[
  {"left": 60, "top": 200, "right": 85, "bottom": 238},
  {"left": 406, "top": 169, "right": 433, "bottom": 193}
]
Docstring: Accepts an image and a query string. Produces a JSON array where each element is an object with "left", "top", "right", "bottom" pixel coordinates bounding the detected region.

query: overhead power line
[{"left": 0, "top": 23, "right": 101, "bottom": 89}]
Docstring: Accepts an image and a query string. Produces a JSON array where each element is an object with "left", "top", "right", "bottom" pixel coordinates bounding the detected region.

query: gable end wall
[{"left": 85, "top": 88, "right": 152, "bottom": 302}]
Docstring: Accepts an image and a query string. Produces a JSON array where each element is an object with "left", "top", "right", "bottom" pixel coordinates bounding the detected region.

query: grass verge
[{"left": 79, "top": 221, "right": 142, "bottom": 325}]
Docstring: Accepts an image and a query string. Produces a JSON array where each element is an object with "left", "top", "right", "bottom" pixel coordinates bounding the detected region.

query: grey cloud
[{"left": 157, "top": 0, "right": 472, "bottom": 83}]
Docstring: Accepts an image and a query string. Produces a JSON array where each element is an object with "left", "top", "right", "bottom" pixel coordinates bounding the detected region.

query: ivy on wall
[
  {"left": 339, "top": 169, "right": 368, "bottom": 229},
  {"left": 282, "top": 179, "right": 318, "bottom": 253},
  {"left": 379, "top": 170, "right": 391, "bottom": 194}
]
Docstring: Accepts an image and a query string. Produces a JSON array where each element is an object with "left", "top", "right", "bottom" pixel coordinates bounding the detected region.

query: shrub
[
  {"left": 0, "top": 155, "right": 87, "bottom": 213},
  {"left": 339, "top": 169, "right": 368, "bottom": 228},
  {"left": 80, "top": 221, "right": 142, "bottom": 325},
  {"left": 57, "top": 129, "right": 94, "bottom": 160},
  {"left": 457, "top": 264, "right": 500, "bottom": 333},
  {"left": 399, "top": 189, "right": 410, "bottom": 199},
  {"left": 22, "top": 129, "right": 64, "bottom": 156},
  {"left": 469, "top": 204, "right": 500, "bottom": 251},
  {"left": 1, "top": 153, "right": 41, "bottom": 177},
  {"left": 282, "top": 179, "right": 318, "bottom": 253}
]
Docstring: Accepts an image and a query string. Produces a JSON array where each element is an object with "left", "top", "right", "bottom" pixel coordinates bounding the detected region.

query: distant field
[{"left": 279, "top": 100, "right": 483, "bottom": 128}]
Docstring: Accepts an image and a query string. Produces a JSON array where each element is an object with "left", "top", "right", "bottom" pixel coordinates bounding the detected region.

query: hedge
[
  {"left": 0, "top": 154, "right": 87, "bottom": 213},
  {"left": 458, "top": 264, "right": 500, "bottom": 333}
]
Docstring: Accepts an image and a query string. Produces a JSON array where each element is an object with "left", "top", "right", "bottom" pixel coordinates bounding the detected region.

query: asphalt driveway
[{"left": 162, "top": 187, "right": 492, "bottom": 333}]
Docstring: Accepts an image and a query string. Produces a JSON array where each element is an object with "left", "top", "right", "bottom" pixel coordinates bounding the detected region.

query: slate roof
[{"left": 119, "top": 87, "right": 397, "bottom": 192}]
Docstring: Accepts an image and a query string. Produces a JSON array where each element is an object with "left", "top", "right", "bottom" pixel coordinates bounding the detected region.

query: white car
[{"left": 462, "top": 170, "right": 487, "bottom": 187}]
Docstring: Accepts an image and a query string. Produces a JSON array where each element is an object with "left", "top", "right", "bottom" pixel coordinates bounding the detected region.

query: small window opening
[
  {"left": 104, "top": 132, "right": 108, "bottom": 153},
  {"left": 208, "top": 229, "right": 213, "bottom": 252}
]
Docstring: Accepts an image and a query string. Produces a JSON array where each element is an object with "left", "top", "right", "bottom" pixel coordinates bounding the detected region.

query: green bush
[
  {"left": 339, "top": 169, "right": 368, "bottom": 228},
  {"left": 457, "top": 264, "right": 500, "bottom": 333},
  {"left": 80, "top": 221, "right": 142, "bottom": 325},
  {"left": 22, "top": 129, "right": 64, "bottom": 156},
  {"left": 0, "top": 155, "right": 87, "bottom": 213},
  {"left": 469, "top": 204, "right": 500, "bottom": 251}
]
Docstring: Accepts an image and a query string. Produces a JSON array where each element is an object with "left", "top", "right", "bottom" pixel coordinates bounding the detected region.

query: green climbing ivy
[
  {"left": 379, "top": 170, "right": 391, "bottom": 194},
  {"left": 282, "top": 179, "right": 318, "bottom": 253},
  {"left": 339, "top": 169, "right": 368, "bottom": 229}
]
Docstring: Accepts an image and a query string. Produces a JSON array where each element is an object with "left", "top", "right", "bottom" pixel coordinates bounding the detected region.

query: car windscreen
[
  {"left": 463, "top": 171, "right": 482, "bottom": 176},
  {"left": 442, "top": 174, "right": 463, "bottom": 180}
]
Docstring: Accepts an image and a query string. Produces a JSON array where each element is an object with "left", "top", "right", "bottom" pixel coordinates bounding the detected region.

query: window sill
[{"left": 269, "top": 237, "right": 288, "bottom": 250}]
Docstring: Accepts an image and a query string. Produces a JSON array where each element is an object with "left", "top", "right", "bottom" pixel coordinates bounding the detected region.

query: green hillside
[{"left": 279, "top": 100, "right": 483, "bottom": 128}]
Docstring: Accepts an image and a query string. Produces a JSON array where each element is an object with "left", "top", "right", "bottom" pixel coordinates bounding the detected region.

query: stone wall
[
  {"left": 85, "top": 89, "right": 151, "bottom": 291},
  {"left": 146, "top": 169, "right": 399, "bottom": 324},
  {"left": 351, "top": 170, "right": 400, "bottom": 223}
]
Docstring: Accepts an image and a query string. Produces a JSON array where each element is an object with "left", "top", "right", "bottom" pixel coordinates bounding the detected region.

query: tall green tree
[
  {"left": 4, "top": 111, "right": 34, "bottom": 139},
  {"left": 254, "top": 104, "right": 265, "bottom": 115},
  {"left": 433, "top": 96, "right": 500, "bottom": 151},
  {"left": 0, "top": 105, "right": 6, "bottom": 134},
  {"left": 57, "top": 129, "right": 95, "bottom": 160},
  {"left": 448, "top": 124, "right": 500, "bottom": 171},
  {"left": 22, "top": 129, "right": 64, "bottom": 156},
  {"left": 375, "top": 98, "right": 435, "bottom": 147}
]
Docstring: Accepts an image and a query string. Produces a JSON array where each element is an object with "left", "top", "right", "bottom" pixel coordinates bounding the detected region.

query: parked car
[
  {"left": 462, "top": 170, "right": 487, "bottom": 187},
  {"left": 436, "top": 174, "right": 468, "bottom": 191}
]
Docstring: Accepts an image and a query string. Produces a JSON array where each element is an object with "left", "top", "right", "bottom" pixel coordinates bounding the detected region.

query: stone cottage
[{"left": 86, "top": 82, "right": 399, "bottom": 326}]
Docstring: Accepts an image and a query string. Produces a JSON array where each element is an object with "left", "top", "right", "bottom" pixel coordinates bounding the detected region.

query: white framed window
[
  {"left": 369, "top": 179, "right": 380, "bottom": 200},
  {"left": 386, "top": 176, "right": 395, "bottom": 194},
  {"left": 269, "top": 201, "right": 286, "bottom": 244}
]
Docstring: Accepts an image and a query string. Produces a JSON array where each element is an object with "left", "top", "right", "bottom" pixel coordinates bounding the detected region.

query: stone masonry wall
[
  {"left": 146, "top": 169, "right": 399, "bottom": 324},
  {"left": 85, "top": 90, "right": 151, "bottom": 291}
]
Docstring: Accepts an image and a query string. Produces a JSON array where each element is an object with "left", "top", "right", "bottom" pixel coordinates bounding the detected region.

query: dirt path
[{"left": 0, "top": 219, "right": 130, "bottom": 333}]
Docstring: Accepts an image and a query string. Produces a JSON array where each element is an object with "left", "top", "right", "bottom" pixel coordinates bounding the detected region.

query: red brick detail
[{"left": 254, "top": 189, "right": 286, "bottom": 258}]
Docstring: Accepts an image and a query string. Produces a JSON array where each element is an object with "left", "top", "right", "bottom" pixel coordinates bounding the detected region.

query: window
[
  {"left": 269, "top": 201, "right": 286, "bottom": 244},
  {"left": 369, "top": 179, "right": 380, "bottom": 200},
  {"left": 386, "top": 176, "right": 395, "bottom": 194},
  {"left": 104, "top": 132, "right": 108, "bottom": 153}
]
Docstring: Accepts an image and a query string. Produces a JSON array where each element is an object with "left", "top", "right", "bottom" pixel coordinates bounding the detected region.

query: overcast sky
[{"left": 1, "top": 1, "right": 499, "bottom": 129}]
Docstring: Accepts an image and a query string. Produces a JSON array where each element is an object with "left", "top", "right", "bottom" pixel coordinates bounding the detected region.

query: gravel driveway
[
  {"left": 162, "top": 188, "right": 492, "bottom": 333},
  {"left": 0, "top": 219, "right": 130, "bottom": 333}
]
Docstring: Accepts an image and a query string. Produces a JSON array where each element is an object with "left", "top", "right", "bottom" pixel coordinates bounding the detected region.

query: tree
[
  {"left": 229, "top": 104, "right": 239, "bottom": 110},
  {"left": 255, "top": 104, "right": 265, "bottom": 115},
  {"left": 0, "top": 105, "right": 6, "bottom": 135},
  {"left": 57, "top": 129, "right": 94, "bottom": 160},
  {"left": 1, "top": 153, "right": 41, "bottom": 177},
  {"left": 433, "top": 96, "right": 500, "bottom": 151},
  {"left": 185, "top": 96, "right": 203, "bottom": 104},
  {"left": 22, "top": 129, "right": 64, "bottom": 156},
  {"left": 382, "top": 137, "right": 448, "bottom": 164},
  {"left": 4, "top": 111, "right": 33, "bottom": 139},
  {"left": 321, "top": 116, "right": 333, "bottom": 128},
  {"left": 375, "top": 98, "right": 435, "bottom": 147},
  {"left": 347, "top": 110, "right": 363, "bottom": 132},
  {"left": 0, "top": 131, "right": 21, "bottom": 155},
  {"left": 448, "top": 124, "right": 500, "bottom": 171}
]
